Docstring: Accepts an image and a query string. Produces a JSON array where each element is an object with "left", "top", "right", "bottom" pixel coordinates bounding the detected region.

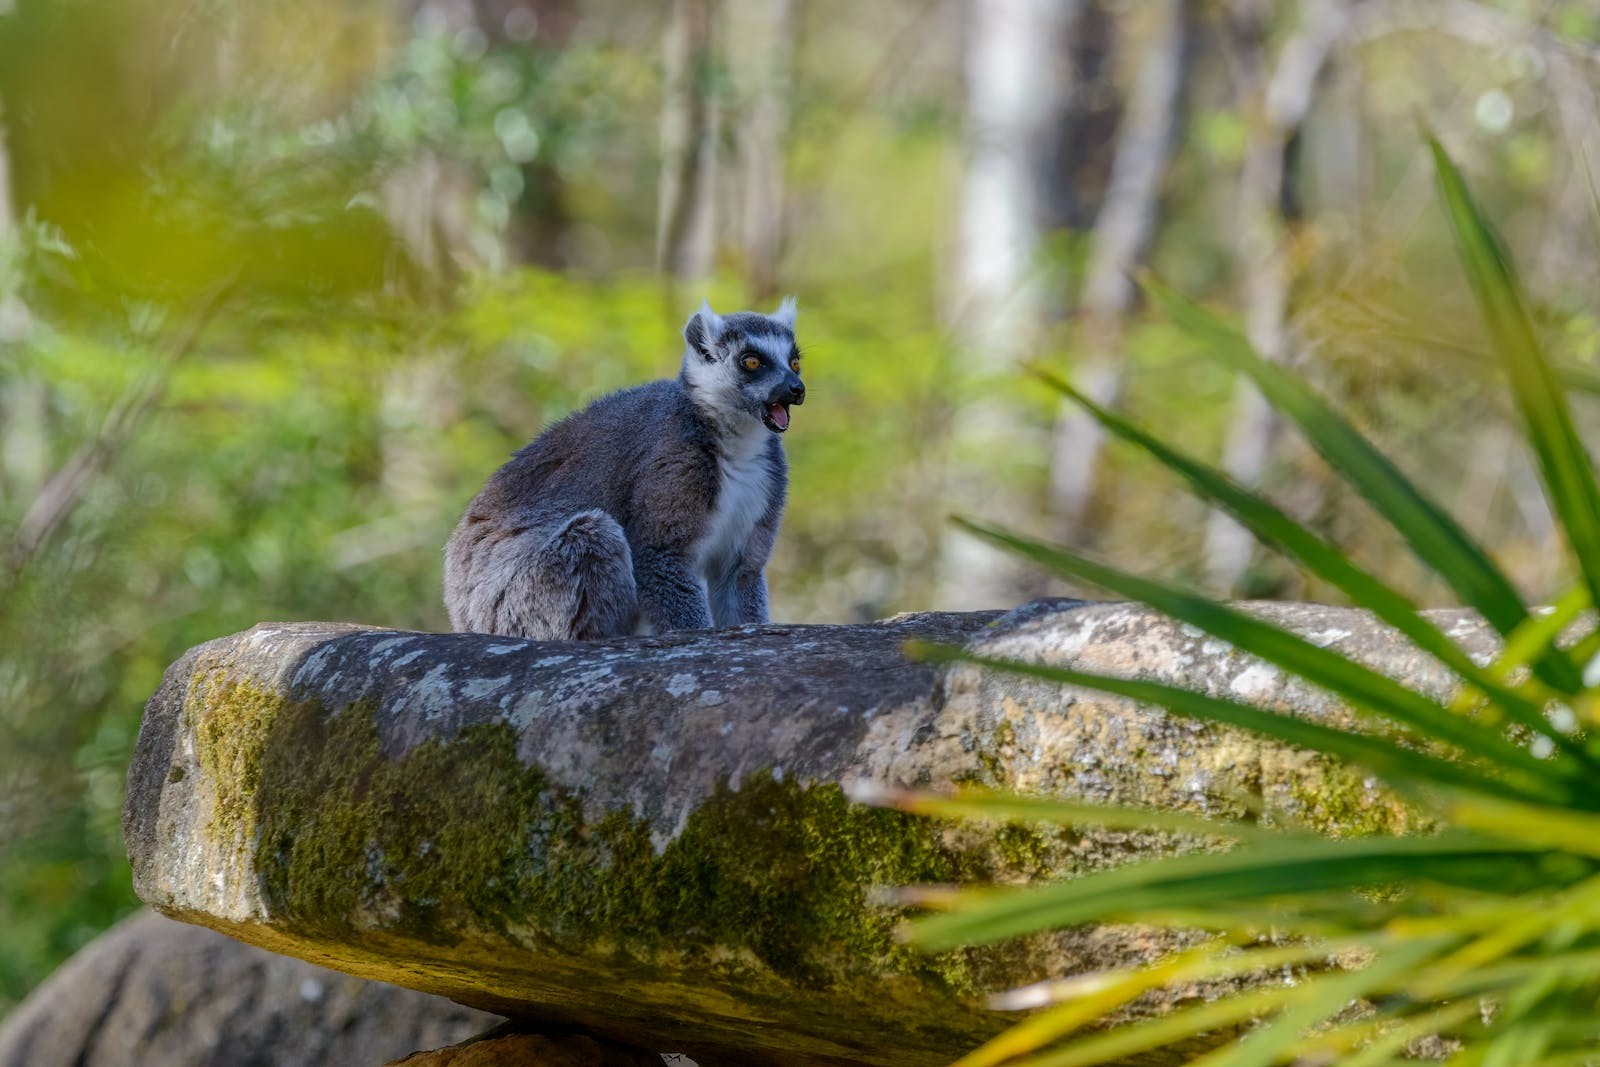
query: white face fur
[{"left": 680, "top": 298, "right": 804, "bottom": 444}]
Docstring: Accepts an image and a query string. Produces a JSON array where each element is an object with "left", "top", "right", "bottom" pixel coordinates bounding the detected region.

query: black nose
[{"left": 787, "top": 374, "right": 806, "bottom": 405}]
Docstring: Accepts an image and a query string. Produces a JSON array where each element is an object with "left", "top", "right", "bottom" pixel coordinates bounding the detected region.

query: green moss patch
[
  {"left": 183, "top": 667, "right": 286, "bottom": 850},
  {"left": 237, "top": 693, "right": 1015, "bottom": 999}
]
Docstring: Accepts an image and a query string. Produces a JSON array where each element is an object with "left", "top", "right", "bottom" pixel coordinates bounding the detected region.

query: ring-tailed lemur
[{"left": 444, "top": 298, "right": 806, "bottom": 639}]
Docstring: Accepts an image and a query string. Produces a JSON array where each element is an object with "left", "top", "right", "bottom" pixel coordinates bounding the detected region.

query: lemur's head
[{"left": 680, "top": 298, "right": 805, "bottom": 435}]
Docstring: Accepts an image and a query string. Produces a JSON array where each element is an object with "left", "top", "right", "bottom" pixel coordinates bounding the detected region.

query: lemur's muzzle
[
  {"left": 776, "top": 371, "right": 805, "bottom": 406},
  {"left": 763, "top": 372, "right": 805, "bottom": 433}
]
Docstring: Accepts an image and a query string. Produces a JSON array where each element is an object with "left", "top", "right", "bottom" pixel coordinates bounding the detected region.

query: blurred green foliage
[
  {"left": 6, "top": 0, "right": 1600, "bottom": 1022},
  {"left": 0, "top": 0, "right": 970, "bottom": 1008}
]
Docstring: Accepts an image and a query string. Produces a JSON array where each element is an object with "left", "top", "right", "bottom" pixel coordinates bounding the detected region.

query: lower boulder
[
  {"left": 0, "top": 910, "right": 498, "bottom": 1067},
  {"left": 385, "top": 1024, "right": 667, "bottom": 1066}
]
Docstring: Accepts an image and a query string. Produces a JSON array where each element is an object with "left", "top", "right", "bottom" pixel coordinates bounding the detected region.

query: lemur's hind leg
[{"left": 448, "top": 510, "right": 637, "bottom": 639}]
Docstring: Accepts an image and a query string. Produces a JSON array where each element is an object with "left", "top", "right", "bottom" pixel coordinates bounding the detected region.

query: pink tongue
[{"left": 767, "top": 403, "right": 790, "bottom": 430}]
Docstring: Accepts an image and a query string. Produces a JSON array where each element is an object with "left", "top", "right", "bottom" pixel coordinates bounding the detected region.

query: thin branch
[{"left": 2, "top": 284, "right": 235, "bottom": 587}]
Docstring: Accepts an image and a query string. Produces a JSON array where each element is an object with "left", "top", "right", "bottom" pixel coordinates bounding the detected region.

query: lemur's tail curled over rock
[
  {"left": 445, "top": 509, "right": 637, "bottom": 640},
  {"left": 535, "top": 510, "right": 638, "bottom": 639}
]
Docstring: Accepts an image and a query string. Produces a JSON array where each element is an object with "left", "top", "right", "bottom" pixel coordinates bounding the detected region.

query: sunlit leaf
[
  {"left": 1034, "top": 366, "right": 1588, "bottom": 762},
  {"left": 1184, "top": 938, "right": 1448, "bottom": 1067},
  {"left": 1431, "top": 136, "right": 1600, "bottom": 652},
  {"left": 1145, "top": 279, "right": 1584, "bottom": 694},
  {"left": 907, "top": 834, "right": 1558, "bottom": 952},
  {"left": 851, "top": 782, "right": 1285, "bottom": 844}
]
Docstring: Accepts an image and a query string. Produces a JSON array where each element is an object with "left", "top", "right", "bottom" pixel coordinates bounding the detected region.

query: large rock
[
  {"left": 385, "top": 1025, "right": 667, "bottom": 1066},
  {"left": 123, "top": 601, "right": 1488, "bottom": 1066},
  {"left": 0, "top": 909, "right": 497, "bottom": 1067}
]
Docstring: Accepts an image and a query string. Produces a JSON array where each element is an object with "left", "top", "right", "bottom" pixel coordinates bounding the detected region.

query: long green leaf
[
  {"left": 851, "top": 783, "right": 1288, "bottom": 845},
  {"left": 1146, "top": 279, "right": 1584, "bottom": 694},
  {"left": 908, "top": 834, "right": 1552, "bottom": 951},
  {"left": 953, "top": 518, "right": 1579, "bottom": 801},
  {"left": 1186, "top": 938, "right": 1449, "bottom": 1067},
  {"left": 1448, "top": 947, "right": 1600, "bottom": 997},
  {"left": 952, "top": 942, "right": 1233, "bottom": 1067},
  {"left": 911, "top": 645, "right": 1541, "bottom": 804},
  {"left": 1446, "top": 797, "right": 1600, "bottom": 859},
  {"left": 1035, "top": 366, "right": 1589, "bottom": 761},
  {"left": 1008, "top": 987, "right": 1290, "bottom": 1067},
  {"left": 1307, "top": 999, "right": 1482, "bottom": 1067},
  {"left": 1431, "top": 136, "right": 1600, "bottom": 641},
  {"left": 1481, "top": 584, "right": 1589, "bottom": 698}
]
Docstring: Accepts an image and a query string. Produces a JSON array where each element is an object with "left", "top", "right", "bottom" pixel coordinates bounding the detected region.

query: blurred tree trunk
[
  {"left": 0, "top": 94, "right": 46, "bottom": 502},
  {"left": 469, "top": 0, "right": 578, "bottom": 41},
  {"left": 386, "top": 0, "right": 580, "bottom": 273},
  {"left": 1045, "top": 0, "right": 1190, "bottom": 546},
  {"left": 381, "top": 1, "right": 492, "bottom": 276},
  {"left": 475, "top": 0, "right": 580, "bottom": 268},
  {"left": 1201, "top": 0, "right": 1348, "bottom": 594},
  {"left": 1034, "top": 2, "right": 1119, "bottom": 235},
  {"left": 657, "top": 0, "right": 721, "bottom": 280},
  {"left": 937, "top": 0, "right": 1080, "bottom": 610},
  {"left": 729, "top": 0, "right": 795, "bottom": 298}
]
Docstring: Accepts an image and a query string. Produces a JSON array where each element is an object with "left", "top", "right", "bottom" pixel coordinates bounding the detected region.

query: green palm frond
[{"left": 877, "top": 138, "right": 1600, "bottom": 1066}]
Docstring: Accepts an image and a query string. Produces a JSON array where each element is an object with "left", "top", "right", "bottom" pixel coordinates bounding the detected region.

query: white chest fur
[{"left": 696, "top": 440, "right": 773, "bottom": 577}]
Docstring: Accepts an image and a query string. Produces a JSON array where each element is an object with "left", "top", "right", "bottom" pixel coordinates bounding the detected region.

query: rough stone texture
[
  {"left": 385, "top": 1025, "right": 667, "bottom": 1066},
  {"left": 123, "top": 600, "right": 1494, "bottom": 1067},
  {"left": 0, "top": 909, "right": 497, "bottom": 1067}
]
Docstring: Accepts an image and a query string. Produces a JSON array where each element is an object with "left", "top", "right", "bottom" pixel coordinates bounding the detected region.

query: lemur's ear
[
  {"left": 772, "top": 295, "right": 797, "bottom": 330},
  {"left": 684, "top": 299, "right": 725, "bottom": 361}
]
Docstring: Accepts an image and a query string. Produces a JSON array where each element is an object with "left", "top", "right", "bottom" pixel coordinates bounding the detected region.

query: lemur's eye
[
  {"left": 741, "top": 354, "right": 761, "bottom": 371},
  {"left": 789, "top": 358, "right": 800, "bottom": 372}
]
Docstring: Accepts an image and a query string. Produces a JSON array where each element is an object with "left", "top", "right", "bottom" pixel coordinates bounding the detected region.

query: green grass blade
[
  {"left": 851, "top": 782, "right": 1288, "bottom": 845},
  {"left": 1186, "top": 938, "right": 1450, "bottom": 1067},
  {"left": 952, "top": 518, "right": 1581, "bottom": 800},
  {"left": 1313, "top": 1000, "right": 1482, "bottom": 1067},
  {"left": 1431, "top": 136, "right": 1600, "bottom": 639},
  {"left": 911, "top": 644, "right": 1547, "bottom": 804},
  {"left": 1007, "top": 987, "right": 1290, "bottom": 1067},
  {"left": 1446, "top": 947, "right": 1600, "bottom": 998},
  {"left": 951, "top": 942, "right": 1233, "bottom": 1067},
  {"left": 1145, "top": 279, "right": 1584, "bottom": 694},
  {"left": 1444, "top": 797, "right": 1600, "bottom": 859},
  {"left": 1521, "top": 1051, "right": 1600, "bottom": 1067},
  {"left": 1035, "top": 366, "right": 1588, "bottom": 759},
  {"left": 1409, "top": 874, "right": 1600, "bottom": 999},
  {"left": 908, "top": 834, "right": 1552, "bottom": 951},
  {"left": 1484, "top": 584, "right": 1589, "bottom": 688}
]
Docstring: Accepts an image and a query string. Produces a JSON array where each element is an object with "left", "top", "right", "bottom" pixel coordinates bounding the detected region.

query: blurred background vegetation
[{"left": 6, "top": 0, "right": 1600, "bottom": 1018}]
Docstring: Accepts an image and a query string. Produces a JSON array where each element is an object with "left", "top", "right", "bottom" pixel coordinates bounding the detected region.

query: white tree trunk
[
  {"left": 953, "top": 0, "right": 1072, "bottom": 362},
  {"left": 1202, "top": 0, "right": 1349, "bottom": 593},
  {"left": 657, "top": 0, "right": 721, "bottom": 280},
  {"left": 1047, "top": 0, "right": 1189, "bottom": 544},
  {"left": 0, "top": 104, "right": 44, "bottom": 500},
  {"left": 937, "top": 0, "right": 1078, "bottom": 610},
  {"left": 729, "top": 0, "right": 794, "bottom": 297}
]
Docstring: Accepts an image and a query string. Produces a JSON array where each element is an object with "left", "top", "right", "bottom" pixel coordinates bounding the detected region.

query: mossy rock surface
[{"left": 123, "top": 601, "right": 1489, "bottom": 1066}]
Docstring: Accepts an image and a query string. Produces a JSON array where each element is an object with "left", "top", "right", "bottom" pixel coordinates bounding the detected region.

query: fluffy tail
[{"left": 445, "top": 509, "right": 638, "bottom": 640}]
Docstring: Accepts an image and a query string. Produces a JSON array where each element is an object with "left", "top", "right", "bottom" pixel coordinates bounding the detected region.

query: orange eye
[
  {"left": 789, "top": 359, "right": 800, "bottom": 372},
  {"left": 741, "top": 355, "right": 761, "bottom": 371}
]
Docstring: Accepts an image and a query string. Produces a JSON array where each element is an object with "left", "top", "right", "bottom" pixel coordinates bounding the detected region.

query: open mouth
[{"left": 762, "top": 402, "right": 791, "bottom": 433}]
